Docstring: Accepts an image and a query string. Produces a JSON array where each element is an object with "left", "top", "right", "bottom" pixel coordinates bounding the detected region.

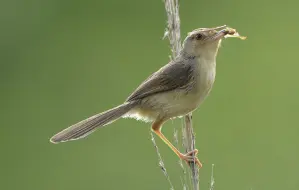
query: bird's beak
[
  {"left": 197, "top": 25, "right": 230, "bottom": 41},
  {"left": 212, "top": 27, "right": 247, "bottom": 41},
  {"left": 211, "top": 29, "right": 229, "bottom": 41}
]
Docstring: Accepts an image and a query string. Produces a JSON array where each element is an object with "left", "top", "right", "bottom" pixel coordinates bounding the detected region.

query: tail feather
[{"left": 50, "top": 102, "right": 136, "bottom": 143}]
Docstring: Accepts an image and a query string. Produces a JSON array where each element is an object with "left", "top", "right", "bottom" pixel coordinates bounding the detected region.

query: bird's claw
[{"left": 180, "top": 149, "right": 202, "bottom": 168}]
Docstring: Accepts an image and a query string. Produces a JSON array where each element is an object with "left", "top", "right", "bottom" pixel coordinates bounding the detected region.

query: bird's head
[{"left": 182, "top": 25, "right": 231, "bottom": 58}]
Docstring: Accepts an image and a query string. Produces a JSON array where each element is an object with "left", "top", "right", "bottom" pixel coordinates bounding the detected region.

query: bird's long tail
[{"left": 50, "top": 102, "right": 137, "bottom": 144}]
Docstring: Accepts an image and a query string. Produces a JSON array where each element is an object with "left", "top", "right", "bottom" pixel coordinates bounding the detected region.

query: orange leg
[{"left": 152, "top": 120, "right": 202, "bottom": 168}]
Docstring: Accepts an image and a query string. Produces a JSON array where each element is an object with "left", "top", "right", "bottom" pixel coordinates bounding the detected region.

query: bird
[{"left": 50, "top": 25, "right": 244, "bottom": 168}]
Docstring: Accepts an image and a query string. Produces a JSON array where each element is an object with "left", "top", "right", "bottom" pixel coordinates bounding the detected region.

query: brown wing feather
[{"left": 126, "top": 59, "right": 194, "bottom": 102}]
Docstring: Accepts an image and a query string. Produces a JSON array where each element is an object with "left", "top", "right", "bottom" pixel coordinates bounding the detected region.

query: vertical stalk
[{"left": 163, "top": 0, "right": 199, "bottom": 189}]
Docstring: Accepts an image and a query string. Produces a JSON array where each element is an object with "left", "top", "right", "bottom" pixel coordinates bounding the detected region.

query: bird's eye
[{"left": 195, "top": 34, "right": 203, "bottom": 40}]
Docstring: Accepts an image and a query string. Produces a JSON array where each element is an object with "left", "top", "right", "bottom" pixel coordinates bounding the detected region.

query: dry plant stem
[
  {"left": 209, "top": 164, "right": 215, "bottom": 190},
  {"left": 163, "top": 0, "right": 199, "bottom": 190},
  {"left": 163, "top": 0, "right": 181, "bottom": 57},
  {"left": 150, "top": 132, "right": 174, "bottom": 190},
  {"left": 183, "top": 114, "right": 199, "bottom": 190}
]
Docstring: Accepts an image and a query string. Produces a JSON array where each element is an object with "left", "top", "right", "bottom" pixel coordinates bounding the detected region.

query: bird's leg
[{"left": 151, "top": 120, "right": 202, "bottom": 168}]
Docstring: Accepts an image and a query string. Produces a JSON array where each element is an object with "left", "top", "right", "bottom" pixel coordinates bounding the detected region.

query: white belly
[{"left": 124, "top": 90, "right": 200, "bottom": 122}]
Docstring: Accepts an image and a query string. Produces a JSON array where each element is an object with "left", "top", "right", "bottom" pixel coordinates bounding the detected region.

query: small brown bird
[{"left": 50, "top": 25, "right": 244, "bottom": 168}]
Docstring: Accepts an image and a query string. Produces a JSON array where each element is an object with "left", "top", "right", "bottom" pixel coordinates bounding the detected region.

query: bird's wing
[{"left": 126, "top": 59, "right": 194, "bottom": 102}]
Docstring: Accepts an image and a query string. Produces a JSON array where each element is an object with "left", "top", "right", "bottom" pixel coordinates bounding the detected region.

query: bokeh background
[{"left": 1, "top": 0, "right": 299, "bottom": 189}]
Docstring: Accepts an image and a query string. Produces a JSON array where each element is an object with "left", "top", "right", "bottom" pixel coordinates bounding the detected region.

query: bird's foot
[{"left": 179, "top": 149, "right": 202, "bottom": 168}]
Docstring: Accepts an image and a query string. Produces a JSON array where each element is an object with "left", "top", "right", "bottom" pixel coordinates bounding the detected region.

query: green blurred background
[{"left": 1, "top": 0, "right": 299, "bottom": 189}]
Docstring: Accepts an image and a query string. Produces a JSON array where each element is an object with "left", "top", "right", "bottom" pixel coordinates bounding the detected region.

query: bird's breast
[{"left": 191, "top": 58, "right": 216, "bottom": 106}]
